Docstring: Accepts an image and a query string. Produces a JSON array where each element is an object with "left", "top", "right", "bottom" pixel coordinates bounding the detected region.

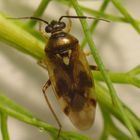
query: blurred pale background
[{"left": 0, "top": 0, "right": 140, "bottom": 140}]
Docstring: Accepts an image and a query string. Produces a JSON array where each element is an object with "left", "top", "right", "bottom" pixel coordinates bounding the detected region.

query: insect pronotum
[{"left": 8, "top": 15, "right": 107, "bottom": 137}]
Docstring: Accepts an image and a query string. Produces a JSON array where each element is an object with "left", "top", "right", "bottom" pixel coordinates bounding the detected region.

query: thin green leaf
[
  {"left": 27, "top": 0, "right": 51, "bottom": 27},
  {"left": 0, "top": 112, "right": 9, "bottom": 140},
  {"left": 111, "top": 0, "right": 140, "bottom": 34},
  {"left": 0, "top": 14, "right": 45, "bottom": 60},
  {"left": 0, "top": 94, "right": 94, "bottom": 140},
  {"left": 81, "top": 0, "right": 110, "bottom": 48}
]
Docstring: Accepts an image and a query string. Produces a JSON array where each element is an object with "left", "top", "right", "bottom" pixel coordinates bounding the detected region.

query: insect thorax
[{"left": 45, "top": 32, "right": 78, "bottom": 55}]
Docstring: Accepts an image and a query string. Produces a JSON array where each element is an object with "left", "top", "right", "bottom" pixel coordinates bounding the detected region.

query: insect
[
  {"left": 8, "top": 15, "right": 101, "bottom": 136},
  {"left": 41, "top": 15, "right": 97, "bottom": 134}
]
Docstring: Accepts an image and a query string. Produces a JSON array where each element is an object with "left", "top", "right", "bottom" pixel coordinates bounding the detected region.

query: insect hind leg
[{"left": 42, "top": 79, "right": 62, "bottom": 138}]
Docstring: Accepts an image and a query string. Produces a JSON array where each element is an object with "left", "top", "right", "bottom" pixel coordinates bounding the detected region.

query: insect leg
[
  {"left": 64, "top": 8, "right": 72, "bottom": 33},
  {"left": 84, "top": 50, "right": 91, "bottom": 56},
  {"left": 37, "top": 60, "right": 47, "bottom": 69},
  {"left": 90, "top": 65, "right": 109, "bottom": 71},
  {"left": 42, "top": 80, "right": 62, "bottom": 138},
  {"left": 90, "top": 65, "right": 99, "bottom": 71},
  {"left": 38, "top": 21, "right": 48, "bottom": 40}
]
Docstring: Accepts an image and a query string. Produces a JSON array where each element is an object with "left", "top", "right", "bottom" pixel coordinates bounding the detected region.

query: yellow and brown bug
[
  {"left": 41, "top": 16, "right": 97, "bottom": 131},
  {"left": 8, "top": 15, "right": 98, "bottom": 136}
]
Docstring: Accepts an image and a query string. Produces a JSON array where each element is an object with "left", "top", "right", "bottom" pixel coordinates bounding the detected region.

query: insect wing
[
  {"left": 43, "top": 53, "right": 71, "bottom": 110},
  {"left": 67, "top": 45, "right": 96, "bottom": 130},
  {"left": 44, "top": 43, "right": 96, "bottom": 130}
]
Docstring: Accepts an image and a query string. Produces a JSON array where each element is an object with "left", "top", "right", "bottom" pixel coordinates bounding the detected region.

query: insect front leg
[
  {"left": 37, "top": 59, "right": 47, "bottom": 69},
  {"left": 84, "top": 50, "right": 91, "bottom": 56},
  {"left": 38, "top": 21, "right": 48, "bottom": 40},
  {"left": 64, "top": 8, "right": 72, "bottom": 33},
  {"left": 42, "top": 80, "right": 62, "bottom": 138}
]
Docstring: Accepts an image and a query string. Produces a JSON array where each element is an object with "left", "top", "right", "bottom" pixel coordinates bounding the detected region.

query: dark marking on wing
[
  {"left": 70, "top": 92, "right": 86, "bottom": 112},
  {"left": 53, "top": 63, "right": 71, "bottom": 98},
  {"left": 90, "top": 99, "right": 96, "bottom": 107},
  {"left": 44, "top": 33, "right": 96, "bottom": 130},
  {"left": 56, "top": 78, "right": 69, "bottom": 97},
  {"left": 78, "top": 71, "right": 93, "bottom": 87},
  {"left": 64, "top": 106, "right": 70, "bottom": 115},
  {"left": 49, "top": 44, "right": 95, "bottom": 116}
]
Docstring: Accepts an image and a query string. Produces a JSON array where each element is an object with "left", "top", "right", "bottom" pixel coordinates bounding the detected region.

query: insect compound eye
[
  {"left": 45, "top": 21, "right": 66, "bottom": 33},
  {"left": 59, "top": 22, "right": 66, "bottom": 29},
  {"left": 45, "top": 25, "right": 53, "bottom": 33}
]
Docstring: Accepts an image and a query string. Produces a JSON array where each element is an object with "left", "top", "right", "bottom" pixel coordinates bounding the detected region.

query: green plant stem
[
  {"left": 71, "top": 1, "right": 138, "bottom": 139},
  {"left": 81, "top": 6, "right": 140, "bottom": 25},
  {"left": 0, "top": 103, "right": 57, "bottom": 136},
  {"left": 100, "top": 129, "right": 108, "bottom": 140},
  {"left": 93, "top": 70, "right": 140, "bottom": 88},
  {"left": 109, "top": 121, "right": 131, "bottom": 140},
  {"left": 27, "top": 0, "right": 50, "bottom": 27},
  {"left": 81, "top": 0, "right": 110, "bottom": 48},
  {"left": 127, "top": 65, "right": 140, "bottom": 76},
  {"left": 59, "top": 0, "right": 140, "bottom": 26},
  {"left": 0, "top": 94, "right": 93, "bottom": 140},
  {"left": 99, "top": 106, "right": 109, "bottom": 140},
  {"left": 0, "top": 95, "right": 33, "bottom": 118},
  {"left": 0, "top": 14, "right": 45, "bottom": 60},
  {"left": 111, "top": 0, "right": 140, "bottom": 34},
  {"left": 96, "top": 82, "right": 140, "bottom": 136},
  {"left": 124, "top": 107, "right": 140, "bottom": 136},
  {"left": 0, "top": 112, "right": 9, "bottom": 140},
  {"left": 99, "top": 105, "right": 131, "bottom": 140}
]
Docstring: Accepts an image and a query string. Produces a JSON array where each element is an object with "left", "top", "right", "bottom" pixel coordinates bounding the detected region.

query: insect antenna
[
  {"left": 7, "top": 16, "right": 49, "bottom": 25},
  {"left": 59, "top": 15, "right": 109, "bottom": 22}
]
